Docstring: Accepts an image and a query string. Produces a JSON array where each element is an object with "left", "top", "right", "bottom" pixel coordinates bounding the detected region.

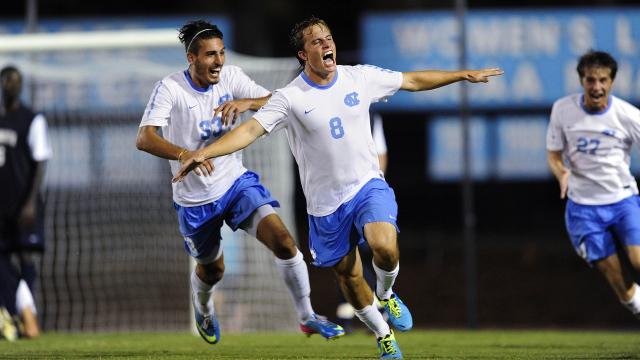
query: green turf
[{"left": 1, "top": 329, "right": 639, "bottom": 359}]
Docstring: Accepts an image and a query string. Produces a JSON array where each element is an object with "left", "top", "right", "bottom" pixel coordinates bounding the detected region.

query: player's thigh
[
  {"left": 627, "top": 245, "right": 640, "bottom": 270},
  {"left": 332, "top": 246, "right": 363, "bottom": 281},
  {"left": 363, "top": 222, "right": 397, "bottom": 251},
  {"left": 251, "top": 210, "right": 297, "bottom": 258}
]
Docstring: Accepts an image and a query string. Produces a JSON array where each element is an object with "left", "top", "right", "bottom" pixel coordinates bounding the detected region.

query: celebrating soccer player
[
  {"left": 136, "top": 19, "right": 344, "bottom": 346},
  {"left": 547, "top": 50, "right": 640, "bottom": 320},
  {"left": 173, "top": 17, "right": 502, "bottom": 359}
]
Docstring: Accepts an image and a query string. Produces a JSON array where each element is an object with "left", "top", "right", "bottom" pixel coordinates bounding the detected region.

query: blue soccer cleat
[
  {"left": 192, "top": 297, "right": 220, "bottom": 344},
  {"left": 300, "top": 314, "right": 345, "bottom": 340},
  {"left": 377, "top": 331, "right": 403, "bottom": 359},
  {"left": 378, "top": 293, "right": 413, "bottom": 332}
]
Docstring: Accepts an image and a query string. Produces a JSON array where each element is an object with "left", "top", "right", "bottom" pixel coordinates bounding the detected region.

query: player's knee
[
  {"left": 270, "top": 232, "right": 297, "bottom": 259},
  {"left": 199, "top": 262, "right": 225, "bottom": 285},
  {"left": 369, "top": 238, "right": 399, "bottom": 264}
]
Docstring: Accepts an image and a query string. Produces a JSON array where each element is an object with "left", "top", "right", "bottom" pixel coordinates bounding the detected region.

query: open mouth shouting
[{"left": 322, "top": 50, "right": 335, "bottom": 67}]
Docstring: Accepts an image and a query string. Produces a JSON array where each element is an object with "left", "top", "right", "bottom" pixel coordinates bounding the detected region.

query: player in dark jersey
[{"left": 0, "top": 65, "right": 52, "bottom": 339}]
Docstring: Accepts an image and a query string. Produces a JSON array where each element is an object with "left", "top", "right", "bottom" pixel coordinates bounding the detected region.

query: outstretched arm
[
  {"left": 401, "top": 68, "right": 503, "bottom": 92},
  {"left": 215, "top": 94, "right": 271, "bottom": 126},
  {"left": 172, "top": 118, "right": 267, "bottom": 182},
  {"left": 547, "top": 150, "right": 569, "bottom": 199},
  {"left": 136, "top": 125, "right": 214, "bottom": 174}
]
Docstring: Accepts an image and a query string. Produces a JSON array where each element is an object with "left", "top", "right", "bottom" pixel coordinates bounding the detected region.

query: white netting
[{"left": 0, "top": 29, "right": 300, "bottom": 332}]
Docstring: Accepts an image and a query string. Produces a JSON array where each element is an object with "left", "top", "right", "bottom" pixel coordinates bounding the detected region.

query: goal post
[{"left": 0, "top": 29, "right": 300, "bottom": 333}]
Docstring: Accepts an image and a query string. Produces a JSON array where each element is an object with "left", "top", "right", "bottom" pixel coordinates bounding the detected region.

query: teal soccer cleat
[
  {"left": 192, "top": 297, "right": 220, "bottom": 344},
  {"left": 377, "top": 331, "right": 403, "bottom": 359},
  {"left": 378, "top": 293, "right": 413, "bottom": 332},
  {"left": 300, "top": 314, "right": 345, "bottom": 340}
]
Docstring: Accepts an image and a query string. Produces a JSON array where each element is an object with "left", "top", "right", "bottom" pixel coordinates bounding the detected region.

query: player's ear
[
  {"left": 298, "top": 50, "right": 307, "bottom": 62},
  {"left": 187, "top": 51, "right": 196, "bottom": 65}
]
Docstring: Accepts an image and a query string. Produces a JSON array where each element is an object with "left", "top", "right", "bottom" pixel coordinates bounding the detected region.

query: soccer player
[
  {"left": 335, "top": 111, "right": 387, "bottom": 331},
  {"left": 172, "top": 17, "right": 502, "bottom": 359},
  {"left": 546, "top": 50, "right": 640, "bottom": 320},
  {"left": 136, "top": 20, "right": 343, "bottom": 345},
  {"left": 0, "top": 65, "right": 50, "bottom": 339}
]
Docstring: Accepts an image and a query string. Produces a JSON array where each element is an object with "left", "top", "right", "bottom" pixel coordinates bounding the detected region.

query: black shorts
[{"left": 0, "top": 202, "right": 45, "bottom": 253}]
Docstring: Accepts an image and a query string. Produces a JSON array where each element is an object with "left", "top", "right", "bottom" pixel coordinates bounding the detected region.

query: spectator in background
[
  {"left": 0, "top": 65, "right": 51, "bottom": 339},
  {"left": 336, "top": 111, "right": 388, "bottom": 331},
  {"left": 547, "top": 50, "right": 640, "bottom": 320}
]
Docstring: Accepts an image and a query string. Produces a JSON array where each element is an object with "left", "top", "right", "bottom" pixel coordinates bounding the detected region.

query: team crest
[{"left": 344, "top": 92, "right": 360, "bottom": 107}]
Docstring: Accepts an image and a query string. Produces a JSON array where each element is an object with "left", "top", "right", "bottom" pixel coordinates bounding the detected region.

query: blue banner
[{"left": 363, "top": 9, "right": 640, "bottom": 110}]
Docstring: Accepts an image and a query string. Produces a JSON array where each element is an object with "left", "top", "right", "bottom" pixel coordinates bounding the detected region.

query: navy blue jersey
[{"left": 0, "top": 105, "right": 39, "bottom": 216}]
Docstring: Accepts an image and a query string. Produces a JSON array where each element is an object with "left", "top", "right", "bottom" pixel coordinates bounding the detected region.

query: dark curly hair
[
  {"left": 178, "top": 20, "right": 224, "bottom": 55},
  {"left": 576, "top": 50, "right": 618, "bottom": 80}
]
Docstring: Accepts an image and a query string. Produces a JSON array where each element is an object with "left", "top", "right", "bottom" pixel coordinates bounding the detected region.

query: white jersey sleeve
[
  {"left": 227, "top": 66, "right": 270, "bottom": 99},
  {"left": 546, "top": 101, "right": 566, "bottom": 151},
  {"left": 140, "top": 81, "right": 173, "bottom": 127},
  {"left": 357, "top": 65, "right": 403, "bottom": 103},
  {"left": 27, "top": 114, "right": 52, "bottom": 161},
  {"left": 253, "top": 90, "right": 290, "bottom": 133},
  {"left": 619, "top": 102, "right": 640, "bottom": 145}
]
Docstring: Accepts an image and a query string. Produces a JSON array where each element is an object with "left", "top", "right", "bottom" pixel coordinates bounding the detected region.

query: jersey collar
[
  {"left": 580, "top": 94, "right": 612, "bottom": 115},
  {"left": 300, "top": 68, "right": 338, "bottom": 90},
  {"left": 183, "top": 70, "right": 211, "bottom": 93}
]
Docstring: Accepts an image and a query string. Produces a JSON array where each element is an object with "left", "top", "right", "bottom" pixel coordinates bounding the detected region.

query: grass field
[{"left": 1, "top": 329, "right": 639, "bottom": 359}]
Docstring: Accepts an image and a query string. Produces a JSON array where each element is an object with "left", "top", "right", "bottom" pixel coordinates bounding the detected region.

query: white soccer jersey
[
  {"left": 254, "top": 65, "right": 403, "bottom": 216},
  {"left": 140, "top": 66, "right": 269, "bottom": 206},
  {"left": 546, "top": 94, "right": 640, "bottom": 205}
]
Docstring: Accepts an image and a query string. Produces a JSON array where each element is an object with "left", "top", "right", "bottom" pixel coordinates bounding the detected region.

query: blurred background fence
[{"left": 1, "top": 1, "right": 640, "bottom": 332}]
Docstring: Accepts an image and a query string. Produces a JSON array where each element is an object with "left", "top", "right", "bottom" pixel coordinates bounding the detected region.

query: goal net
[{"left": 0, "top": 29, "right": 300, "bottom": 333}]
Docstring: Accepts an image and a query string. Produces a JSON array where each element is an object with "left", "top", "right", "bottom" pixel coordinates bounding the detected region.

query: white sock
[
  {"left": 372, "top": 261, "right": 399, "bottom": 300},
  {"left": 275, "top": 249, "right": 314, "bottom": 322},
  {"left": 354, "top": 301, "right": 391, "bottom": 339},
  {"left": 622, "top": 283, "right": 640, "bottom": 317},
  {"left": 16, "top": 280, "right": 36, "bottom": 315},
  {"left": 190, "top": 271, "right": 215, "bottom": 316}
]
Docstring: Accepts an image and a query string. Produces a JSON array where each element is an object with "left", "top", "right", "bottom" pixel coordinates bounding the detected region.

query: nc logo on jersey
[
  {"left": 218, "top": 94, "right": 231, "bottom": 106},
  {"left": 344, "top": 92, "right": 360, "bottom": 107}
]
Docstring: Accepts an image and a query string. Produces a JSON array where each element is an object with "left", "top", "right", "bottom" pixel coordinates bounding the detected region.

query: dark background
[{"left": 5, "top": 0, "right": 640, "bottom": 329}]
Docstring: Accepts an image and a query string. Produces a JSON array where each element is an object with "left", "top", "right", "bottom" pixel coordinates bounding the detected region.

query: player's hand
[
  {"left": 18, "top": 201, "right": 37, "bottom": 227},
  {"left": 559, "top": 169, "right": 570, "bottom": 199},
  {"left": 173, "top": 150, "right": 213, "bottom": 182},
  {"left": 465, "top": 68, "right": 504, "bottom": 83},
  {"left": 215, "top": 99, "right": 252, "bottom": 126}
]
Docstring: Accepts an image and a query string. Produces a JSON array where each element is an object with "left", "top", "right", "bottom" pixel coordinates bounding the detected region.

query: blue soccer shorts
[
  {"left": 173, "top": 171, "right": 279, "bottom": 264},
  {"left": 308, "top": 178, "right": 399, "bottom": 267},
  {"left": 565, "top": 195, "right": 640, "bottom": 265}
]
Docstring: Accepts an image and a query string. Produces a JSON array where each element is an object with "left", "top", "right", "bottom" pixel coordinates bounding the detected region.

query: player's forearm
[
  {"left": 547, "top": 151, "right": 568, "bottom": 182},
  {"left": 401, "top": 70, "right": 466, "bottom": 92},
  {"left": 136, "top": 126, "right": 186, "bottom": 161},
  {"left": 24, "top": 161, "right": 46, "bottom": 207},
  {"left": 247, "top": 94, "right": 272, "bottom": 111},
  {"left": 200, "top": 118, "right": 265, "bottom": 159}
]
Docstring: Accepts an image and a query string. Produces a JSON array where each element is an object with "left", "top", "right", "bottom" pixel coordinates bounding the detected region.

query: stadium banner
[
  {"left": 0, "top": 16, "right": 231, "bottom": 110},
  {"left": 427, "top": 115, "right": 640, "bottom": 180},
  {"left": 362, "top": 8, "right": 640, "bottom": 110}
]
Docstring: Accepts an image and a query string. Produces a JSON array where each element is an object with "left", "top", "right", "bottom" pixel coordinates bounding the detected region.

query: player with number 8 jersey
[
  {"left": 172, "top": 17, "right": 502, "bottom": 359},
  {"left": 254, "top": 64, "right": 400, "bottom": 217}
]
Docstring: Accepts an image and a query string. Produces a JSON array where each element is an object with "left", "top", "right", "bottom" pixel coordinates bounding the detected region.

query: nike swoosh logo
[
  {"left": 304, "top": 108, "right": 315, "bottom": 114},
  {"left": 188, "top": 104, "right": 198, "bottom": 109}
]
